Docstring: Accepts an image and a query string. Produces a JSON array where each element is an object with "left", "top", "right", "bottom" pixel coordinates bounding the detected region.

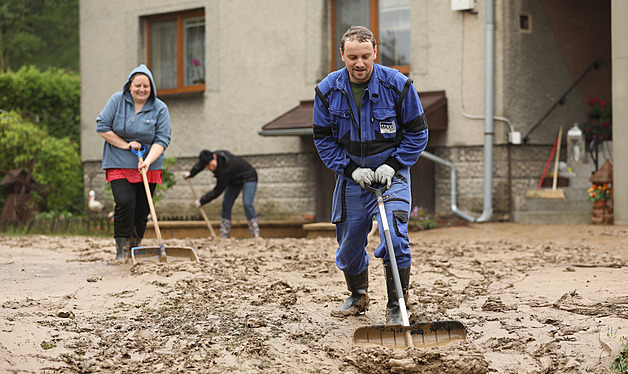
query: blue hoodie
[{"left": 96, "top": 64, "right": 172, "bottom": 170}]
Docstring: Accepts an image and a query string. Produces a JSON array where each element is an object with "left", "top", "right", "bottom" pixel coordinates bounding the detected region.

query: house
[{"left": 80, "top": 0, "right": 627, "bottom": 225}]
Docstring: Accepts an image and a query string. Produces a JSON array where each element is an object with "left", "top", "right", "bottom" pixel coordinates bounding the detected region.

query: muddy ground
[{"left": 1, "top": 223, "right": 627, "bottom": 373}]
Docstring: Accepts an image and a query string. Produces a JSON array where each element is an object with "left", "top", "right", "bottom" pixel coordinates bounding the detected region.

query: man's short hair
[{"left": 340, "top": 26, "right": 377, "bottom": 52}]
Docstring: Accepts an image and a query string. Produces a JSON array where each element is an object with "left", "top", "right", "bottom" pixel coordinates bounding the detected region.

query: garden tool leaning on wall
[
  {"left": 130, "top": 147, "right": 199, "bottom": 264},
  {"left": 352, "top": 184, "right": 466, "bottom": 349}
]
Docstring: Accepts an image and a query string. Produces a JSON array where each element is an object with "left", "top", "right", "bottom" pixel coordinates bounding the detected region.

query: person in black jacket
[{"left": 184, "top": 150, "right": 260, "bottom": 238}]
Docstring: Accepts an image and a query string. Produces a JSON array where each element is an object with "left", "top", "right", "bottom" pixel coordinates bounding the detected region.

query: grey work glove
[
  {"left": 374, "top": 164, "right": 395, "bottom": 189},
  {"left": 351, "top": 167, "right": 375, "bottom": 189}
]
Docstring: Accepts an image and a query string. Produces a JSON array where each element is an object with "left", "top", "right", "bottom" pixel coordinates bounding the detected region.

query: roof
[{"left": 259, "top": 90, "right": 447, "bottom": 136}]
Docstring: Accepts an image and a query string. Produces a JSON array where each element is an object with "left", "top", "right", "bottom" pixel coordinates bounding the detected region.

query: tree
[{"left": 0, "top": 0, "right": 79, "bottom": 72}]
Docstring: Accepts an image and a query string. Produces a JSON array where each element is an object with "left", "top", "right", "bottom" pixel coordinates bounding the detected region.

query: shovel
[
  {"left": 185, "top": 177, "right": 217, "bottom": 239},
  {"left": 352, "top": 184, "right": 466, "bottom": 349},
  {"left": 129, "top": 147, "right": 199, "bottom": 264}
]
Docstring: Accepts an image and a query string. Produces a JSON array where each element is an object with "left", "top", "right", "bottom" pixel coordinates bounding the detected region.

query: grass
[
  {"left": 612, "top": 337, "right": 628, "bottom": 373},
  {"left": 1, "top": 216, "right": 112, "bottom": 237},
  {"left": 41, "top": 341, "right": 56, "bottom": 350}
]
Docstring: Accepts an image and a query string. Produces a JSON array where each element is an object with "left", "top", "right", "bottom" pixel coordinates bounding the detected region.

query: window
[
  {"left": 332, "top": 0, "right": 410, "bottom": 74},
  {"left": 145, "top": 8, "right": 205, "bottom": 95}
]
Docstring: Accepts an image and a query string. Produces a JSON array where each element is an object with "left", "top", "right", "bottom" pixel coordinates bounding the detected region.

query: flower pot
[{"left": 593, "top": 200, "right": 607, "bottom": 208}]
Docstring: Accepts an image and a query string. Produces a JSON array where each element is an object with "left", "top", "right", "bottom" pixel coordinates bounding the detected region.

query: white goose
[{"left": 88, "top": 190, "right": 104, "bottom": 213}]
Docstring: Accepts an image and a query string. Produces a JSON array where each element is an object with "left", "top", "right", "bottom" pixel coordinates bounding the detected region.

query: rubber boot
[
  {"left": 115, "top": 237, "right": 131, "bottom": 262},
  {"left": 129, "top": 236, "right": 141, "bottom": 259},
  {"left": 330, "top": 268, "right": 370, "bottom": 317},
  {"left": 385, "top": 264, "right": 411, "bottom": 325},
  {"left": 130, "top": 236, "right": 141, "bottom": 248},
  {"left": 220, "top": 218, "right": 231, "bottom": 238},
  {"left": 247, "top": 218, "right": 260, "bottom": 238}
]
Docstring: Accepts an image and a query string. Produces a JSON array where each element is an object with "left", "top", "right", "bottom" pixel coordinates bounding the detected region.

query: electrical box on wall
[{"left": 451, "top": 0, "right": 474, "bottom": 11}]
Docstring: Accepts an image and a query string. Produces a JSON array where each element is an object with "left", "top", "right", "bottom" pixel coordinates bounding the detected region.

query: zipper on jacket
[{"left": 341, "top": 89, "right": 364, "bottom": 161}]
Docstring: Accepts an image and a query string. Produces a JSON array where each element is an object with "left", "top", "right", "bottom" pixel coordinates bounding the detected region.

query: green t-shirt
[{"left": 350, "top": 80, "right": 369, "bottom": 116}]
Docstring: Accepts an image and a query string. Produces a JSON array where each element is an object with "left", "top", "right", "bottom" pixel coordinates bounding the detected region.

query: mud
[{"left": 1, "top": 223, "right": 627, "bottom": 373}]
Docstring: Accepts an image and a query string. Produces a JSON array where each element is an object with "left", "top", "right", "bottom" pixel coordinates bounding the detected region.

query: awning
[{"left": 259, "top": 90, "right": 447, "bottom": 136}]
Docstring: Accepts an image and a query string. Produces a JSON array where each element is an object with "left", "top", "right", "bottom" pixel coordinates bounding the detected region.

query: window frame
[
  {"left": 330, "top": 0, "right": 410, "bottom": 75},
  {"left": 145, "top": 8, "right": 205, "bottom": 96}
]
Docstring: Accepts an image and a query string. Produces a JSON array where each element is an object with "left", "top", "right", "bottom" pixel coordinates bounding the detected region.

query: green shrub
[
  {"left": 0, "top": 66, "right": 80, "bottom": 145},
  {"left": 408, "top": 206, "right": 437, "bottom": 231},
  {"left": 154, "top": 156, "right": 177, "bottom": 204},
  {"left": 0, "top": 111, "right": 83, "bottom": 213}
]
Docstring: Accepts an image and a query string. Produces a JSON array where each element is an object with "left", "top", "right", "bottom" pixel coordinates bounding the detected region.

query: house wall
[
  {"left": 418, "top": 0, "right": 611, "bottom": 217},
  {"left": 80, "top": 0, "right": 613, "bottom": 221},
  {"left": 80, "top": 0, "right": 328, "bottom": 219},
  {"left": 611, "top": 0, "right": 628, "bottom": 225}
]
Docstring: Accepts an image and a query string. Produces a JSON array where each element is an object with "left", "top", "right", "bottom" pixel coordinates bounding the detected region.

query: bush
[
  {"left": 0, "top": 111, "right": 83, "bottom": 213},
  {"left": 155, "top": 156, "right": 178, "bottom": 204},
  {"left": 0, "top": 66, "right": 80, "bottom": 146},
  {"left": 408, "top": 206, "right": 437, "bottom": 231}
]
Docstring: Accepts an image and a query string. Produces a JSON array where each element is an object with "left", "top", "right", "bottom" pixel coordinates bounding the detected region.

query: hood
[{"left": 123, "top": 64, "right": 157, "bottom": 101}]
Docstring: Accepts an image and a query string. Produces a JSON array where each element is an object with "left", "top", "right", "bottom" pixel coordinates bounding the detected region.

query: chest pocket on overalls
[
  {"left": 329, "top": 108, "right": 350, "bottom": 138},
  {"left": 373, "top": 108, "right": 397, "bottom": 139}
]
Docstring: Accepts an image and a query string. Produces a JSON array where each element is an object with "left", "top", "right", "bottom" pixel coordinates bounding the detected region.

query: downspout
[
  {"left": 477, "top": 0, "right": 495, "bottom": 222},
  {"left": 421, "top": 151, "right": 477, "bottom": 222},
  {"left": 431, "top": 0, "right": 494, "bottom": 223}
]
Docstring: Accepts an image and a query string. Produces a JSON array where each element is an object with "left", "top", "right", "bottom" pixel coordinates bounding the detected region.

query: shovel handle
[
  {"left": 131, "top": 147, "right": 165, "bottom": 251},
  {"left": 365, "top": 184, "right": 411, "bottom": 328}
]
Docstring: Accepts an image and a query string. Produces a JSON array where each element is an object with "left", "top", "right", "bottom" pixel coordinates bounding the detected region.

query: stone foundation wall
[
  {"left": 428, "top": 144, "right": 554, "bottom": 221},
  {"left": 84, "top": 145, "right": 555, "bottom": 222},
  {"left": 83, "top": 152, "right": 318, "bottom": 221}
]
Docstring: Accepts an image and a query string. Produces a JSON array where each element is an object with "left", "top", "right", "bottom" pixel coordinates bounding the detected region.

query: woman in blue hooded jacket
[{"left": 96, "top": 64, "right": 172, "bottom": 262}]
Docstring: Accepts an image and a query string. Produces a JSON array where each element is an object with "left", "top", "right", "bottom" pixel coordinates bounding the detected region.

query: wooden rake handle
[
  {"left": 139, "top": 157, "right": 163, "bottom": 245},
  {"left": 185, "top": 177, "right": 217, "bottom": 239},
  {"left": 552, "top": 126, "right": 563, "bottom": 191}
]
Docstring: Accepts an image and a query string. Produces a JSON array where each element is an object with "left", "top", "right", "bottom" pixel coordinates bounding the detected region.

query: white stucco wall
[
  {"left": 612, "top": 0, "right": 628, "bottom": 225},
  {"left": 411, "top": 0, "right": 491, "bottom": 147},
  {"left": 80, "top": 0, "right": 619, "bottom": 221},
  {"left": 80, "top": 0, "right": 328, "bottom": 162}
]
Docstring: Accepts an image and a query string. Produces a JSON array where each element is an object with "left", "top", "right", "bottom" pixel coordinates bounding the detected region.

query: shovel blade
[
  {"left": 131, "top": 245, "right": 199, "bottom": 264},
  {"left": 353, "top": 320, "right": 466, "bottom": 349}
]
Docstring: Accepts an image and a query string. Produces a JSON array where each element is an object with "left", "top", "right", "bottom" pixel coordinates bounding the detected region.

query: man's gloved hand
[
  {"left": 351, "top": 167, "right": 375, "bottom": 189},
  {"left": 374, "top": 164, "right": 395, "bottom": 189},
  {"left": 183, "top": 171, "right": 191, "bottom": 179},
  {"left": 195, "top": 199, "right": 202, "bottom": 208}
]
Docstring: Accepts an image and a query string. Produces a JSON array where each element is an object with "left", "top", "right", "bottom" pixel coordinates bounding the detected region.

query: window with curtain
[
  {"left": 145, "top": 8, "right": 205, "bottom": 95},
  {"left": 332, "top": 0, "right": 410, "bottom": 74}
]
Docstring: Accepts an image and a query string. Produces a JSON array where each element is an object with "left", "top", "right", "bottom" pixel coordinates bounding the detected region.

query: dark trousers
[{"left": 110, "top": 179, "right": 156, "bottom": 240}]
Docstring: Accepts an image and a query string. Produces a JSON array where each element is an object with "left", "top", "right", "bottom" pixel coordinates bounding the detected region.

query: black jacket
[{"left": 189, "top": 150, "right": 257, "bottom": 205}]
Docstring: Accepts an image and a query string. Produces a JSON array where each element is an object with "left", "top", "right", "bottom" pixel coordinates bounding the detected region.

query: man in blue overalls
[{"left": 313, "top": 26, "right": 429, "bottom": 324}]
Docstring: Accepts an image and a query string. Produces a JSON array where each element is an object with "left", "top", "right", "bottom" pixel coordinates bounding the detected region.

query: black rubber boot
[
  {"left": 331, "top": 268, "right": 370, "bottom": 317},
  {"left": 130, "top": 236, "right": 141, "bottom": 249},
  {"left": 115, "top": 237, "right": 130, "bottom": 262},
  {"left": 385, "top": 264, "right": 411, "bottom": 324}
]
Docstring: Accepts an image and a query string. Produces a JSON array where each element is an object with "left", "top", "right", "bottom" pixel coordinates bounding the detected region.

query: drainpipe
[
  {"left": 431, "top": 0, "right": 494, "bottom": 222},
  {"left": 421, "top": 151, "right": 478, "bottom": 222},
  {"left": 477, "top": 0, "right": 495, "bottom": 222}
]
